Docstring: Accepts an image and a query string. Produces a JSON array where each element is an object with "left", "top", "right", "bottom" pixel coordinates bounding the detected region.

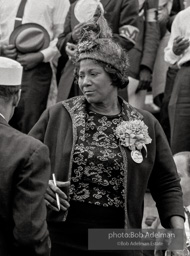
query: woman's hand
[
  {"left": 66, "top": 42, "right": 77, "bottom": 60},
  {"left": 45, "top": 180, "right": 70, "bottom": 212},
  {"left": 136, "top": 67, "right": 152, "bottom": 93}
]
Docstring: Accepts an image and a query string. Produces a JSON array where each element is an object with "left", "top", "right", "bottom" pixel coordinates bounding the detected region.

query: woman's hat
[
  {"left": 75, "top": 7, "right": 129, "bottom": 87},
  {"left": 9, "top": 23, "right": 50, "bottom": 54},
  {"left": 0, "top": 57, "right": 23, "bottom": 86}
]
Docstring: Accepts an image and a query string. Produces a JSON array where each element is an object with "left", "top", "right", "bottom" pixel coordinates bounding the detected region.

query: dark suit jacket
[
  {"left": 56, "top": 0, "right": 139, "bottom": 101},
  {"left": 128, "top": 0, "right": 160, "bottom": 79},
  {"left": 0, "top": 116, "right": 51, "bottom": 256}
]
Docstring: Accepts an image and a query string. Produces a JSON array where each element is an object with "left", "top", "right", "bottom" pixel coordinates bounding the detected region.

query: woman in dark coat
[{"left": 30, "top": 11, "right": 185, "bottom": 256}]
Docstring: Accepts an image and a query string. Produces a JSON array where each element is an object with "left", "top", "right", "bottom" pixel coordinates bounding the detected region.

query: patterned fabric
[{"left": 70, "top": 109, "right": 125, "bottom": 208}]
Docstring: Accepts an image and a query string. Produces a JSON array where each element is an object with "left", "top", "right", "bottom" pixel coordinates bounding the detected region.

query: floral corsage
[{"left": 115, "top": 120, "right": 152, "bottom": 163}]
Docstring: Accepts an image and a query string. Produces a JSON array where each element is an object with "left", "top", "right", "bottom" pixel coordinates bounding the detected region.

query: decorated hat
[
  {"left": 0, "top": 57, "right": 23, "bottom": 86},
  {"left": 75, "top": 6, "right": 129, "bottom": 87},
  {"left": 9, "top": 23, "right": 50, "bottom": 54}
]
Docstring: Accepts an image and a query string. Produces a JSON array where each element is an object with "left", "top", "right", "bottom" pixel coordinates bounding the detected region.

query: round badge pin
[{"left": 131, "top": 150, "right": 143, "bottom": 164}]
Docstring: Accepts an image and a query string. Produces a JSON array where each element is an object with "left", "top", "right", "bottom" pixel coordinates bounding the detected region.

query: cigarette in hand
[{"left": 52, "top": 173, "right": 61, "bottom": 211}]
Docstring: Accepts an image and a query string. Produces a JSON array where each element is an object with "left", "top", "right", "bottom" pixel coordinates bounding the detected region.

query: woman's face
[{"left": 78, "top": 59, "right": 117, "bottom": 105}]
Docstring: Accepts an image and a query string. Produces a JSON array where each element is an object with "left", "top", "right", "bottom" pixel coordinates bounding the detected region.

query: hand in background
[
  {"left": 45, "top": 180, "right": 70, "bottom": 212},
  {"left": 17, "top": 52, "right": 44, "bottom": 70},
  {"left": 172, "top": 36, "right": 190, "bottom": 56},
  {"left": 66, "top": 42, "right": 77, "bottom": 60},
  {"left": 1, "top": 44, "right": 17, "bottom": 59},
  {"left": 158, "top": 5, "right": 169, "bottom": 24},
  {"left": 136, "top": 67, "right": 152, "bottom": 93}
]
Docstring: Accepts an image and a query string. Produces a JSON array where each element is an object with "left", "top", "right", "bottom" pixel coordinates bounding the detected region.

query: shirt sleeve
[
  {"left": 140, "top": 0, "right": 160, "bottom": 72},
  {"left": 57, "top": 6, "right": 74, "bottom": 57},
  {"left": 164, "top": 13, "right": 182, "bottom": 65},
  {"left": 41, "top": 0, "right": 70, "bottom": 62},
  {"left": 166, "top": 0, "right": 174, "bottom": 15},
  {"left": 115, "top": 0, "right": 139, "bottom": 51}
]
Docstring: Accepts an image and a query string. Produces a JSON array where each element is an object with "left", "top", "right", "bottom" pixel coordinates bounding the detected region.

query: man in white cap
[{"left": 0, "top": 57, "right": 51, "bottom": 255}]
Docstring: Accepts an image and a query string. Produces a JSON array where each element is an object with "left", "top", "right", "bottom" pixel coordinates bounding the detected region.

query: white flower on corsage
[{"left": 115, "top": 120, "right": 152, "bottom": 163}]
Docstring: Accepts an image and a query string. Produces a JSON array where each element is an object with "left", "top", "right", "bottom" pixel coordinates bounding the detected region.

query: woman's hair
[
  {"left": 0, "top": 85, "right": 20, "bottom": 102},
  {"left": 75, "top": 59, "right": 128, "bottom": 89}
]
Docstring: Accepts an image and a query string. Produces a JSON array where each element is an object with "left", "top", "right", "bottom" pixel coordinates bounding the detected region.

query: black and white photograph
[{"left": 0, "top": 0, "right": 190, "bottom": 255}]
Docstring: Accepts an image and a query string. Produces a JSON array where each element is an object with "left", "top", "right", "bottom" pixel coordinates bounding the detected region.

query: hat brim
[{"left": 9, "top": 23, "right": 50, "bottom": 53}]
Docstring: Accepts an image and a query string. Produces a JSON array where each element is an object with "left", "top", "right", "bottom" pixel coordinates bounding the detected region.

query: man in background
[
  {"left": 0, "top": 0, "right": 70, "bottom": 133},
  {"left": 56, "top": 0, "right": 139, "bottom": 101},
  {"left": 165, "top": 0, "right": 190, "bottom": 154},
  {"left": 159, "top": 0, "right": 184, "bottom": 143},
  {"left": 125, "top": 0, "right": 159, "bottom": 108},
  {"left": 174, "top": 152, "right": 190, "bottom": 251}
]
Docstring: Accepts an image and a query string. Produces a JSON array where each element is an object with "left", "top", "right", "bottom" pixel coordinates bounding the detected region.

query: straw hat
[{"left": 9, "top": 23, "right": 50, "bottom": 54}]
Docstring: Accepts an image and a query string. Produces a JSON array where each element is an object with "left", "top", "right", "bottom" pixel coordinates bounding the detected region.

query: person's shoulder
[
  {"left": 175, "top": 7, "right": 190, "bottom": 20},
  {"left": 0, "top": 125, "right": 49, "bottom": 166},
  {"left": 61, "top": 95, "right": 85, "bottom": 110},
  {"left": 48, "top": 96, "right": 84, "bottom": 111},
  {"left": 137, "top": 108, "right": 156, "bottom": 118},
  {"left": 135, "top": 108, "right": 159, "bottom": 126},
  {"left": 43, "top": 96, "right": 85, "bottom": 119},
  {"left": 63, "top": 95, "right": 85, "bottom": 104},
  {"left": 42, "top": 101, "right": 68, "bottom": 118},
  {"left": 7, "top": 125, "right": 47, "bottom": 151},
  {"left": 47, "top": 101, "right": 64, "bottom": 112}
]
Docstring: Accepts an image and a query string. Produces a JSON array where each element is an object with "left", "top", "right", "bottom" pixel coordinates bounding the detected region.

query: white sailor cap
[{"left": 0, "top": 57, "right": 23, "bottom": 86}]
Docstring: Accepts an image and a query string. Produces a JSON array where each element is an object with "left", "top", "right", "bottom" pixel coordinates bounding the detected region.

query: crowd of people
[{"left": 0, "top": 0, "right": 190, "bottom": 255}]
